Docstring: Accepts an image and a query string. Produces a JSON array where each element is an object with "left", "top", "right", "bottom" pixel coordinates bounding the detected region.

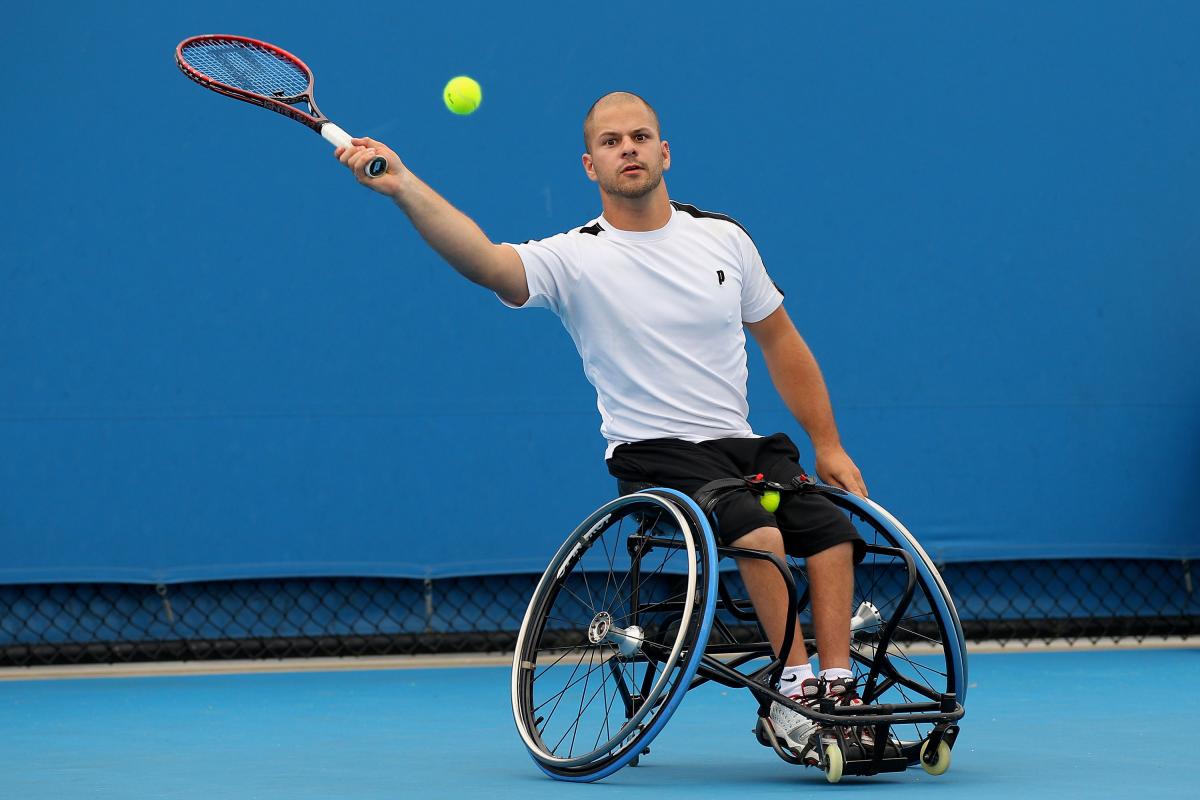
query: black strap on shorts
[
  {"left": 692, "top": 478, "right": 752, "bottom": 515},
  {"left": 693, "top": 472, "right": 817, "bottom": 515}
]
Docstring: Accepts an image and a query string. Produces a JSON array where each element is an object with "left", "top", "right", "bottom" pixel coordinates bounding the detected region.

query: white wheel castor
[
  {"left": 824, "top": 743, "right": 844, "bottom": 784},
  {"left": 919, "top": 738, "right": 952, "bottom": 776}
]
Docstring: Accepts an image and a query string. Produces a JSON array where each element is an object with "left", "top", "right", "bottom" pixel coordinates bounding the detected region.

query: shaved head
[{"left": 583, "top": 91, "right": 661, "bottom": 153}]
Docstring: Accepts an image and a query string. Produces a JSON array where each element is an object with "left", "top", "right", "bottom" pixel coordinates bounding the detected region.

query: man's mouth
[{"left": 621, "top": 164, "right": 644, "bottom": 175}]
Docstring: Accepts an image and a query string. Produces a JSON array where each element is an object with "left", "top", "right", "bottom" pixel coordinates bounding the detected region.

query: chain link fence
[{"left": 0, "top": 558, "right": 1195, "bottom": 667}]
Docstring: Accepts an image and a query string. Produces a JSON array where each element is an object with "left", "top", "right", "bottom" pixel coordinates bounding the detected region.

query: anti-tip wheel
[
  {"left": 824, "top": 743, "right": 844, "bottom": 784},
  {"left": 919, "top": 738, "right": 952, "bottom": 776}
]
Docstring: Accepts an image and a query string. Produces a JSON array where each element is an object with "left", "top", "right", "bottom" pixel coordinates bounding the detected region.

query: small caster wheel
[
  {"left": 920, "top": 738, "right": 952, "bottom": 776},
  {"left": 824, "top": 743, "right": 844, "bottom": 784}
]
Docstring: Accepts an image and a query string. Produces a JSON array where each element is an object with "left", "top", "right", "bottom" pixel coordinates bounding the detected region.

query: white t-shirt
[{"left": 503, "top": 201, "right": 784, "bottom": 457}]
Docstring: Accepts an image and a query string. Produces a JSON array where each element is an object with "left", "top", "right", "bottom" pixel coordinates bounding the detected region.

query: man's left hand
[{"left": 814, "top": 447, "right": 868, "bottom": 497}]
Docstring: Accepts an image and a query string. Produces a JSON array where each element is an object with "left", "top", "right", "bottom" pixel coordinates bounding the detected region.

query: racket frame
[{"left": 175, "top": 34, "right": 383, "bottom": 174}]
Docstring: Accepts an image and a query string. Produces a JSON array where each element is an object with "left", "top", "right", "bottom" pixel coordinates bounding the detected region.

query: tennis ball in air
[
  {"left": 760, "top": 490, "right": 781, "bottom": 514},
  {"left": 443, "top": 76, "right": 482, "bottom": 115}
]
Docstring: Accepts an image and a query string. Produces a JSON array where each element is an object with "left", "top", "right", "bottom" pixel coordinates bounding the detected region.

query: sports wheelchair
[{"left": 511, "top": 475, "right": 966, "bottom": 783}]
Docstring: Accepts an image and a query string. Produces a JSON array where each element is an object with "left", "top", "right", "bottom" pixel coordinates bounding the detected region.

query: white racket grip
[
  {"left": 322, "top": 123, "right": 387, "bottom": 178},
  {"left": 320, "top": 122, "right": 353, "bottom": 149}
]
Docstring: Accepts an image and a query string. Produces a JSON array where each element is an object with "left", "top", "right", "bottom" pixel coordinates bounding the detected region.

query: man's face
[{"left": 583, "top": 101, "right": 670, "bottom": 199}]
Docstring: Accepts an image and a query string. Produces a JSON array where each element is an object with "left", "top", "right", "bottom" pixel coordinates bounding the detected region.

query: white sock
[
  {"left": 779, "top": 663, "right": 815, "bottom": 696},
  {"left": 819, "top": 667, "right": 854, "bottom": 682}
]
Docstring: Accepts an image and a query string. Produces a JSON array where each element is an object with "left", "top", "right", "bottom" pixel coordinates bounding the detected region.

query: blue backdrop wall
[{"left": 2, "top": 1, "right": 1198, "bottom": 583}]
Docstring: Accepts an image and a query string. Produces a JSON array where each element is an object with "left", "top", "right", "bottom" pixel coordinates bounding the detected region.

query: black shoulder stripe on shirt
[
  {"left": 519, "top": 221, "right": 603, "bottom": 243},
  {"left": 670, "top": 201, "right": 754, "bottom": 240}
]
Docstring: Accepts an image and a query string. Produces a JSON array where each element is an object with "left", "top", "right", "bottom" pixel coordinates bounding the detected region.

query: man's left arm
[{"left": 745, "top": 305, "right": 868, "bottom": 497}]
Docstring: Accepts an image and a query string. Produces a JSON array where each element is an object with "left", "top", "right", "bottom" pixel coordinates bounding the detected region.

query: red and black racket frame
[{"left": 175, "top": 34, "right": 330, "bottom": 131}]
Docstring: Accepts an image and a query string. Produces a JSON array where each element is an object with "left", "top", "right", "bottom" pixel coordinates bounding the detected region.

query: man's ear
[{"left": 582, "top": 152, "right": 598, "bottom": 183}]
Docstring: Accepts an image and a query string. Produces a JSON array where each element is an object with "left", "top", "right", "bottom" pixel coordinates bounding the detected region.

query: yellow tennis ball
[
  {"left": 760, "top": 490, "right": 781, "bottom": 514},
  {"left": 443, "top": 76, "right": 482, "bottom": 115}
]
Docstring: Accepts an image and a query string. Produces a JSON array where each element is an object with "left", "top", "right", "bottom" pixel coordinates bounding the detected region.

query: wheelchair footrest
[
  {"left": 840, "top": 753, "right": 911, "bottom": 776},
  {"left": 835, "top": 733, "right": 911, "bottom": 776}
]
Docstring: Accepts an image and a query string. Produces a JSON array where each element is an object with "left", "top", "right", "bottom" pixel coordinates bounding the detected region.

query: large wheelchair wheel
[
  {"left": 814, "top": 488, "right": 967, "bottom": 763},
  {"left": 511, "top": 489, "right": 718, "bottom": 782}
]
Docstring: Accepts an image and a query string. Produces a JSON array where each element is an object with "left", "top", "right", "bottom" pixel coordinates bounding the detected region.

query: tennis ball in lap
[
  {"left": 760, "top": 490, "right": 781, "bottom": 514},
  {"left": 443, "top": 76, "right": 482, "bottom": 115}
]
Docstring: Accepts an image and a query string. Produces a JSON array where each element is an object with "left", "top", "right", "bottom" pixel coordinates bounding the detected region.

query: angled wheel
[
  {"left": 512, "top": 489, "right": 718, "bottom": 782},
  {"left": 791, "top": 488, "right": 968, "bottom": 766}
]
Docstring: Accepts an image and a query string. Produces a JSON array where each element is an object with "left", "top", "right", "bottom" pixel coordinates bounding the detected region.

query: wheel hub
[
  {"left": 587, "top": 612, "right": 645, "bottom": 657},
  {"left": 587, "top": 612, "right": 614, "bottom": 644}
]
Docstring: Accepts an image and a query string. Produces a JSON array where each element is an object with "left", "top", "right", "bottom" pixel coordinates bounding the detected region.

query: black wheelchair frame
[{"left": 511, "top": 480, "right": 966, "bottom": 783}]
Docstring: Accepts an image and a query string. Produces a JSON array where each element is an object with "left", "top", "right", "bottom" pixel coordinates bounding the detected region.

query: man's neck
[{"left": 599, "top": 186, "right": 673, "bottom": 232}]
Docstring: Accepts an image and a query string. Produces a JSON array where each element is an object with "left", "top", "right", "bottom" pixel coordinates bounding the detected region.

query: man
[{"left": 335, "top": 91, "right": 868, "bottom": 757}]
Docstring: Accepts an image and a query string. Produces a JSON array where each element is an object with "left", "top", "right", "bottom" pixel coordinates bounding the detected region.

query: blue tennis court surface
[{"left": 0, "top": 648, "right": 1194, "bottom": 798}]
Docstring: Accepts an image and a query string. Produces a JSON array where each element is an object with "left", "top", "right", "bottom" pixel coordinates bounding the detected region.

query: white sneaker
[{"left": 768, "top": 677, "right": 821, "bottom": 758}]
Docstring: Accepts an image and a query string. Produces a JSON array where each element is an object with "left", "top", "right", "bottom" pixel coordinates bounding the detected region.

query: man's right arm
[{"left": 336, "top": 136, "right": 530, "bottom": 307}]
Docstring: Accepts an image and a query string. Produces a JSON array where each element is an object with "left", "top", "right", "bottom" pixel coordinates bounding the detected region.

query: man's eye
[{"left": 635, "top": 134, "right": 647, "bottom": 141}]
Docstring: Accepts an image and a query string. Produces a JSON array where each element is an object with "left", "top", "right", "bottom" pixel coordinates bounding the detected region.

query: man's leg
[
  {"left": 734, "top": 529, "right": 855, "bottom": 669},
  {"left": 805, "top": 541, "right": 855, "bottom": 670},
  {"left": 732, "top": 526, "right": 809, "bottom": 666}
]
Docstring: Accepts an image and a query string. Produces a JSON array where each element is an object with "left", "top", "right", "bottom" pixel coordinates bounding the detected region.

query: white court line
[{"left": 0, "top": 636, "right": 1194, "bottom": 682}]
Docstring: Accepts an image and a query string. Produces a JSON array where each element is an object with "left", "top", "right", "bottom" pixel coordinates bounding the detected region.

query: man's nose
[{"left": 620, "top": 137, "right": 638, "bottom": 156}]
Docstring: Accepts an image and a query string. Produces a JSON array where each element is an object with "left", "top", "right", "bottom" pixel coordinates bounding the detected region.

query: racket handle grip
[{"left": 321, "top": 123, "right": 387, "bottom": 180}]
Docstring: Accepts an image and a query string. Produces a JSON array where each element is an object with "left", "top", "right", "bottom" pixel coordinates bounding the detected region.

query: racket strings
[{"left": 182, "top": 39, "right": 310, "bottom": 100}]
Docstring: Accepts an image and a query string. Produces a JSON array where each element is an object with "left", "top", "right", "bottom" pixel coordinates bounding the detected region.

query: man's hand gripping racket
[{"left": 175, "top": 34, "right": 388, "bottom": 179}]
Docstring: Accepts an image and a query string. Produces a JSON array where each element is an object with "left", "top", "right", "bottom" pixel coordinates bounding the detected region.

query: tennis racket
[{"left": 175, "top": 34, "right": 387, "bottom": 178}]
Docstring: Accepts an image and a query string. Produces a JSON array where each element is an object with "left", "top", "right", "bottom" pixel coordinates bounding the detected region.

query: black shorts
[{"left": 606, "top": 433, "right": 864, "bottom": 561}]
